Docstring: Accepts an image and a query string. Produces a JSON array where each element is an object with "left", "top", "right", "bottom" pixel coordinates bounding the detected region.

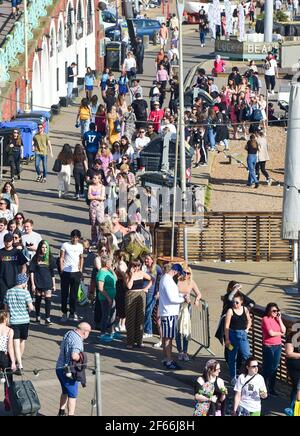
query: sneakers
[
  {"left": 58, "top": 191, "right": 63, "bottom": 199},
  {"left": 61, "top": 314, "right": 68, "bottom": 323},
  {"left": 41, "top": 178, "right": 47, "bottom": 183},
  {"left": 113, "top": 331, "right": 122, "bottom": 339},
  {"left": 165, "top": 360, "right": 182, "bottom": 370},
  {"left": 34, "top": 317, "right": 41, "bottom": 324},
  {"left": 74, "top": 194, "right": 80, "bottom": 200},
  {"left": 267, "top": 178, "right": 272, "bottom": 186},
  {"left": 143, "top": 333, "right": 153, "bottom": 338},
  {"left": 69, "top": 313, "right": 82, "bottom": 321},
  {"left": 178, "top": 352, "right": 184, "bottom": 361},
  {"left": 183, "top": 353, "right": 190, "bottom": 362},
  {"left": 153, "top": 340, "right": 162, "bottom": 349},
  {"left": 36, "top": 175, "right": 42, "bottom": 182},
  {"left": 99, "top": 333, "right": 114, "bottom": 343},
  {"left": 45, "top": 318, "right": 52, "bottom": 326}
]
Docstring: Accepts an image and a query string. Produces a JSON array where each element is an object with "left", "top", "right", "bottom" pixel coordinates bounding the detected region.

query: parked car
[
  {"left": 101, "top": 10, "right": 118, "bottom": 30},
  {"left": 105, "top": 18, "right": 161, "bottom": 43}
]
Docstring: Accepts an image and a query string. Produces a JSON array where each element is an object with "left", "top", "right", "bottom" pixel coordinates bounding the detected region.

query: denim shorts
[
  {"left": 56, "top": 368, "right": 78, "bottom": 399},
  {"left": 12, "top": 0, "right": 21, "bottom": 7}
]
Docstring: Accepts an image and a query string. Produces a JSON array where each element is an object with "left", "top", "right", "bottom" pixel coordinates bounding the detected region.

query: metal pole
[
  {"left": 294, "top": 239, "right": 298, "bottom": 283},
  {"left": 95, "top": 353, "right": 102, "bottom": 416},
  {"left": 176, "top": 0, "right": 188, "bottom": 263},
  {"left": 298, "top": 232, "right": 300, "bottom": 292},
  {"left": 0, "top": 137, "right": 3, "bottom": 181},
  {"left": 264, "top": 0, "right": 273, "bottom": 43},
  {"left": 171, "top": 130, "right": 180, "bottom": 259},
  {"left": 24, "top": 0, "right": 30, "bottom": 113}
]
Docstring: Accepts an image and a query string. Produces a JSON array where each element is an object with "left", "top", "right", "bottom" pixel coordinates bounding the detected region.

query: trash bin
[
  {"left": 0, "top": 121, "right": 38, "bottom": 160},
  {"left": 143, "top": 34, "right": 149, "bottom": 49},
  {"left": 14, "top": 111, "right": 51, "bottom": 132},
  {"left": 51, "top": 104, "right": 61, "bottom": 116},
  {"left": 14, "top": 117, "right": 48, "bottom": 134},
  {"left": 105, "top": 42, "right": 122, "bottom": 71}
]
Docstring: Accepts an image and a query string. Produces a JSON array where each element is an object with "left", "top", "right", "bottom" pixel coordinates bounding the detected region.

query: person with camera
[
  {"left": 21, "top": 219, "right": 42, "bottom": 262},
  {"left": 232, "top": 356, "right": 267, "bottom": 416},
  {"left": 264, "top": 52, "right": 278, "bottom": 96},
  {"left": 56, "top": 322, "right": 91, "bottom": 416},
  {"left": 262, "top": 303, "right": 286, "bottom": 396}
]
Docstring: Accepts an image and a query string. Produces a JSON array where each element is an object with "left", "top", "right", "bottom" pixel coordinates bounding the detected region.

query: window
[
  {"left": 87, "top": 0, "right": 93, "bottom": 35},
  {"left": 76, "top": 1, "right": 84, "bottom": 39},
  {"left": 57, "top": 23, "right": 63, "bottom": 52},
  {"left": 57, "top": 67, "right": 59, "bottom": 91},
  {"left": 66, "top": 4, "right": 74, "bottom": 47},
  {"left": 50, "top": 29, "right": 55, "bottom": 57}
]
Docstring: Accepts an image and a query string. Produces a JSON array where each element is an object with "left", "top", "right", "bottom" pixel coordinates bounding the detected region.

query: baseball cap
[
  {"left": 4, "top": 233, "right": 13, "bottom": 243},
  {"left": 16, "top": 273, "right": 28, "bottom": 286},
  {"left": 171, "top": 263, "right": 185, "bottom": 275}
]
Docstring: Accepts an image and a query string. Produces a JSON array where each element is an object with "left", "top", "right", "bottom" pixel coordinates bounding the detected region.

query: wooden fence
[{"left": 155, "top": 212, "right": 292, "bottom": 262}]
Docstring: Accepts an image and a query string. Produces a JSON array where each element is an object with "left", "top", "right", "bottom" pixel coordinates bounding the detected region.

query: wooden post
[{"left": 256, "top": 216, "right": 261, "bottom": 261}]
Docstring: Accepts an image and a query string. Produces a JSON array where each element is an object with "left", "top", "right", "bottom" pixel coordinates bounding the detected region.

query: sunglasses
[
  {"left": 233, "top": 301, "right": 240, "bottom": 305},
  {"left": 0, "top": 202, "right": 6, "bottom": 205},
  {"left": 271, "top": 309, "right": 279, "bottom": 313},
  {"left": 250, "top": 365, "right": 259, "bottom": 368},
  {"left": 139, "top": 131, "right": 145, "bottom": 133},
  {"left": 185, "top": 271, "right": 191, "bottom": 275}
]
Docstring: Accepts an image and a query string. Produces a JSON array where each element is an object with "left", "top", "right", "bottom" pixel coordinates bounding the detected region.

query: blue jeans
[
  {"left": 200, "top": 32, "right": 206, "bottom": 45},
  {"left": 144, "top": 292, "right": 156, "bottom": 334},
  {"left": 247, "top": 154, "right": 258, "bottom": 185},
  {"left": 80, "top": 120, "right": 90, "bottom": 138},
  {"left": 208, "top": 128, "right": 216, "bottom": 150},
  {"left": 228, "top": 329, "right": 251, "bottom": 380},
  {"left": 67, "top": 82, "right": 74, "bottom": 100},
  {"left": 262, "top": 344, "right": 282, "bottom": 392},
  {"left": 176, "top": 332, "right": 189, "bottom": 354},
  {"left": 35, "top": 153, "right": 48, "bottom": 178}
]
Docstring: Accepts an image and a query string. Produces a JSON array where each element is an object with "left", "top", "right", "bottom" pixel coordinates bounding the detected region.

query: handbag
[
  {"left": 77, "top": 281, "right": 88, "bottom": 306},
  {"left": 52, "top": 159, "right": 62, "bottom": 173}
]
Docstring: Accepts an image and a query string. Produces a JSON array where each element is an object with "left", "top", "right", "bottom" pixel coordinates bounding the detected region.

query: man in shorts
[
  {"left": 159, "top": 264, "right": 190, "bottom": 370},
  {"left": 4, "top": 273, "right": 33, "bottom": 375},
  {"left": 56, "top": 322, "right": 91, "bottom": 416}
]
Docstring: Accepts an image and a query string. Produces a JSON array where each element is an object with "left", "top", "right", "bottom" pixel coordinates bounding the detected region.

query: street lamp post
[
  {"left": 24, "top": 0, "right": 30, "bottom": 112},
  {"left": 175, "top": 0, "right": 188, "bottom": 264},
  {"left": 264, "top": 0, "right": 273, "bottom": 43}
]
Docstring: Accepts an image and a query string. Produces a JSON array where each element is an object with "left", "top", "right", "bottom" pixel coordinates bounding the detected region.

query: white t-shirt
[
  {"left": 275, "top": 0, "right": 282, "bottom": 10},
  {"left": 134, "top": 136, "right": 150, "bottom": 157},
  {"left": 159, "top": 273, "right": 185, "bottom": 317},
  {"left": 264, "top": 58, "right": 277, "bottom": 76},
  {"left": 61, "top": 242, "right": 83, "bottom": 273},
  {"left": 234, "top": 374, "right": 267, "bottom": 413},
  {"left": 21, "top": 231, "right": 42, "bottom": 260},
  {"left": 0, "top": 230, "right": 8, "bottom": 249},
  {"left": 123, "top": 57, "right": 136, "bottom": 72}
]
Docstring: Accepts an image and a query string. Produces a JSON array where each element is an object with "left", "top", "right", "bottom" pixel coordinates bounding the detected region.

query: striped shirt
[
  {"left": 56, "top": 330, "right": 84, "bottom": 369},
  {"left": 4, "top": 287, "right": 32, "bottom": 325}
]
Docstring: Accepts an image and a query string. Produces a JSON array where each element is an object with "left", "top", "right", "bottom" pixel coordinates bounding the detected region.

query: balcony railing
[{"left": 0, "top": 0, "right": 53, "bottom": 83}]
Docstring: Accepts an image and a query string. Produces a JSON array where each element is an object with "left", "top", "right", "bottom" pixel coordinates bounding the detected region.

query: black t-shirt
[
  {"left": 132, "top": 99, "right": 148, "bottom": 120},
  {"left": 0, "top": 248, "right": 27, "bottom": 290},
  {"left": 67, "top": 66, "right": 74, "bottom": 83},
  {"left": 29, "top": 257, "right": 56, "bottom": 291}
]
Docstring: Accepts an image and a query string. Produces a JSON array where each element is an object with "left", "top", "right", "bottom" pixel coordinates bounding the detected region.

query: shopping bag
[{"left": 77, "top": 281, "right": 88, "bottom": 306}]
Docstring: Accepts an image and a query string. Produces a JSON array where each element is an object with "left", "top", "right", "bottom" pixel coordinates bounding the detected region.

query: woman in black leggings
[{"left": 256, "top": 130, "right": 272, "bottom": 186}]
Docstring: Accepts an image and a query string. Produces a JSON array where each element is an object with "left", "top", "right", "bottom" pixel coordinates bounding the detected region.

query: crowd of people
[{"left": 0, "top": 4, "right": 298, "bottom": 417}]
